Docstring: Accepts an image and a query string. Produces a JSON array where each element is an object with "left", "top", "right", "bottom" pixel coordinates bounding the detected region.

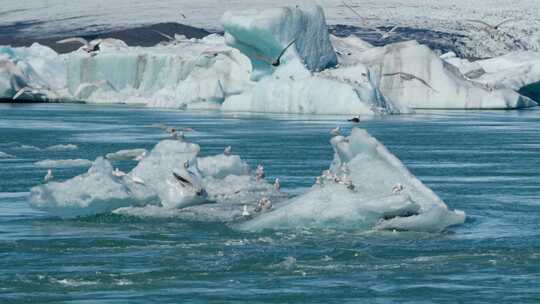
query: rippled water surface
[{"left": 1, "top": 103, "right": 539, "bottom": 303}]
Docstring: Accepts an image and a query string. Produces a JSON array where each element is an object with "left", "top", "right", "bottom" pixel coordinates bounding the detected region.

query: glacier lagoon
[{"left": 1, "top": 103, "right": 540, "bottom": 302}]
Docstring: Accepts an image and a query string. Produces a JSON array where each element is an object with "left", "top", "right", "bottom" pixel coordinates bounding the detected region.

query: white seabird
[
  {"left": 255, "top": 164, "right": 265, "bottom": 181},
  {"left": 224, "top": 146, "right": 232, "bottom": 156},
  {"left": 57, "top": 37, "right": 102, "bottom": 54},
  {"left": 382, "top": 72, "right": 438, "bottom": 92},
  {"left": 172, "top": 161, "right": 205, "bottom": 196},
  {"left": 330, "top": 126, "right": 341, "bottom": 137},
  {"left": 134, "top": 151, "right": 147, "bottom": 162},
  {"left": 392, "top": 183, "right": 404, "bottom": 194},
  {"left": 242, "top": 205, "right": 250, "bottom": 217},
  {"left": 254, "top": 38, "right": 297, "bottom": 67},
  {"left": 112, "top": 168, "right": 127, "bottom": 177},
  {"left": 466, "top": 19, "right": 517, "bottom": 32},
  {"left": 44, "top": 169, "right": 53, "bottom": 182},
  {"left": 274, "top": 178, "right": 281, "bottom": 191},
  {"left": 374, "top": 26, "right": 400, "bottom": 41}
]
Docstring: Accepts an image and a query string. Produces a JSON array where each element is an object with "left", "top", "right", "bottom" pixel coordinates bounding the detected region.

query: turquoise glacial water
[{"left": 0, "top": 103, "right": 539, "bottom": 303}]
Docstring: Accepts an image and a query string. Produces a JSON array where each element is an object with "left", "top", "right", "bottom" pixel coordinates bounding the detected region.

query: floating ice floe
[
  {"left": 240, "top": 128, "right": 466, "bottom": 233},
  {"left": 45, "top": 144, "right": 79, "bottom": 151},
  {"left": 105, "top": 148, "right": 148, "bottom": 161},
  {"left": 29, "top": 129, "right": 465, "bottom": 233},
  {"left": 34, "top": 159, "right": 93, "bottom": 168},
  {"left": 1, "top": 5, "right": 535, "bottom": 111},
  {"left": 29, "top": 138, "right": 278, "bottom": 218}
]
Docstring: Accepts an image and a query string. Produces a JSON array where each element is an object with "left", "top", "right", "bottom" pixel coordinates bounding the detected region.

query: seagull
[
  {"left": 57, "top": 37, "right": 102, "bottom": 54},
  {"left": 255, "top": 197, "right": 272, "bottom": 212},
  {"left": 12, "top": 85, "right": 57, "bottom": 101},
  {"left": 153, "top": 30, "right": 176, "bottom": 44},
  {"left": 255, "top": 164, "right": 265, "bottom": 181},
  {"left": 172, "top": 131, "right": 185, "bottom": 141},
  {"left": 392, "top": 183, "right": 404, "bottom": 194},
  {"left": 73, "top": 80, "right": 117, "bottom": 99},
  {"left": 224, "top": 146, "right": 232, "bottom": 156},
  {"left": 131, "top": 175, "right": 145, "bottom": 185},
  {"left": 112, "top": 168, "right": 127, "bottom": 177},
  {"left": 44, "top": 169, "right": 53, "bottom": 182},
  {"left": 374, "top": 26, "right": 400, "bottom": 41},
  {"left": 134, "top": 151, "right": 147, "bottom": 162},
  {"left": 274, "top": 178, "right": 281, "bottom": 191},
  {"left": 347, "top": 115, "right": 360, "bottom": 123},
  {"left": 12, "top": 87, "right": 32, "bottom": 100},
  {"left": 242, "top": 205, "right": 250, "bottom": 217},
  {"left": 341, "top": 1, "right": 369, "bottom": 23},
  {"left": 382, "top": 72, "right": 438, "bottom": 92},
  {"left": 172, "top": 161, "right": 205, "bottom": 196},
  {"left": 466, "top": 19, "right": 517, "bottom": 32},
  {"left": 330, "top": 126, "right": 341, "bottom": 136},
  {"left": 315, "top": 176, "right": 322, "bottom": 185},
  {"left": 254, "top": 38, "right": 297, "bottom": 67}
]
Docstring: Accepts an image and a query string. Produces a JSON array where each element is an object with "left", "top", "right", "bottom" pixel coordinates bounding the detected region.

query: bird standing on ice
[
  {"left": 44, "top": 169, "right": 53, "bottom": 182},
  {"left": 134, "top": 151, "right": 147, "bottom": 161},
  {"left": 330, "top": 126, "right": 341, "bottom": 136},
  {"left": 255, "top": 164, "right": 265, "bottom": 181},
  {"left": 112, "top": 168, "right": 127, "bottom": 177},
  {"left": 274, "top": 178, "right": 281, "bottom": 191},
  {"left": 392, "top": 183, "right": 404, "bottom": 194},
  {"left": 172, "top": 161, "right": 206, "bottom": 196},
  {"left": 131, "top": 175, "right": 145, "bottom": 185},
  {"left": 224, "top": 146, "right": 232, "bottom": 156},
  {"left": 242, "top": 205, "right": 250, "bottom": 217}
]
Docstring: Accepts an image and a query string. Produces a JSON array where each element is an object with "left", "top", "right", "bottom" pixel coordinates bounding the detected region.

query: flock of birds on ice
[{"left": 39, "top": 119, "right": 405, "bottom": 218}]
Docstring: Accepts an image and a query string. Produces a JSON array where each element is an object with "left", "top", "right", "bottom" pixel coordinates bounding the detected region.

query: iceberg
[
  {"left": 222, "top": 5, "right": 337, "bottom": 80},
  {"left": 28, "top": 130, "right": 464, "bottom": 233},
  {"left": 28, "top": 138, "right": 276, "bottom": 218},
  {"left": 444, "top": 51, "right": 540, "bottom": 102},
  {"left": 240, "top": 128, "right": 465, "bottom": 233},
  {"left": 354, "top": 41, "right": 536, "bottom": 109},
  {"left": 29, "top": 157, "right": 158, "bottom": 218}
]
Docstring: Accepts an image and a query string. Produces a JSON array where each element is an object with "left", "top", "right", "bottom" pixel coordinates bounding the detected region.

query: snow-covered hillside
[{"left": 1, "top": 0, "right": 539, "bottom": 58}]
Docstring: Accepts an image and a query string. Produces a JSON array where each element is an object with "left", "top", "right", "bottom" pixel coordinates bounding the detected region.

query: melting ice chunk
[{"left": 239, "top": 128, "right": 465, "bottom": 233}]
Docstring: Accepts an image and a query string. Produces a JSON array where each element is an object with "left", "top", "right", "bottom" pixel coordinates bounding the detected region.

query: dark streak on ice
[{"left": 0, "top": 22, "right": 210, "bottom": 53}]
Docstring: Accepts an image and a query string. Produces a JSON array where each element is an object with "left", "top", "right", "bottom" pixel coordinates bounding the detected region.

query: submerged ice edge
[
  {"left": 28, "top": 127, "right": 465, "bottom": 233},
  {"left": 1, "top": 5, "right": 536, "bottom": 115}
]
